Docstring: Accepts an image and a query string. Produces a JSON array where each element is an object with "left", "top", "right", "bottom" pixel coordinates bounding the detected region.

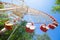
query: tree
[
  {"left": 56, "top": 0, "right": 60, "bottom": 5},
  {"left": 0, "top": 20, "right": 34, "bottom": 40},
  {"left": 36, "top": 33, "right": 51, "bottom": 40},
  {"left": 0, "top": 14, "right": 10, "bottom": 40},
  {"left": 0, "top": 2, "right": 4, "bottom": 9},
  {"left": 7, "top": 21, "right": 34, "bottom": 40},
  {"left": 53, "top": 0, "right": 60, "bottom": 13}
]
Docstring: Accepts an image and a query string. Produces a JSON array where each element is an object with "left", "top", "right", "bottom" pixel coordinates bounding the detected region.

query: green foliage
[
  {"left": 0, "top": 2, "right": 10, "bottom": 39},
  {"left": 36, "top": 33, "right": 51, "bottom": 40},
  {"left": 0, "top": 20, "right": 34, "bottom": 40},
  {"left": 0, "top": 30, "right": 12, "bottom": 40},
  {"left": 0, "top": 3, "right": 4, "bottom": 9},
  {"left": 0, "top": 14, "right": 9, "bottom": 30},
  {"left": 56, "top": 0, "right": 60, "bottom": 5},
  {"left": 53, "top": 0, "right": 60, "bottom": 13},
  {"left": 8, "top": 21, "right": 34, "bottom": 40},
  {"left": 0, "top": 13, "right": 10, "bottom": 40},
  {"left": 53, "top": 6, "right": 60, "bottom": 12}
]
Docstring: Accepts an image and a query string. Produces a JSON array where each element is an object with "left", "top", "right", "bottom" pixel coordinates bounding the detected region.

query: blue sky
[
  {"left": 1, "top": 0, "right": 60, "bottom": 40},
  {"left": 24, "top": 0, "right": 60, "bottom": 40}
]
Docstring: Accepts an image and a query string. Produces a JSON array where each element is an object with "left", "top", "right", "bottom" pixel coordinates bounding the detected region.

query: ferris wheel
[{"left": 0, "top": 0, "right": 58, "bottom": 35}]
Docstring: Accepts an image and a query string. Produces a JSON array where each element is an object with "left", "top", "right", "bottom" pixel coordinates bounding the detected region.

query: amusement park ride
[{"left": 0, "top": 0, "right": 58, "bottom": 34}]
